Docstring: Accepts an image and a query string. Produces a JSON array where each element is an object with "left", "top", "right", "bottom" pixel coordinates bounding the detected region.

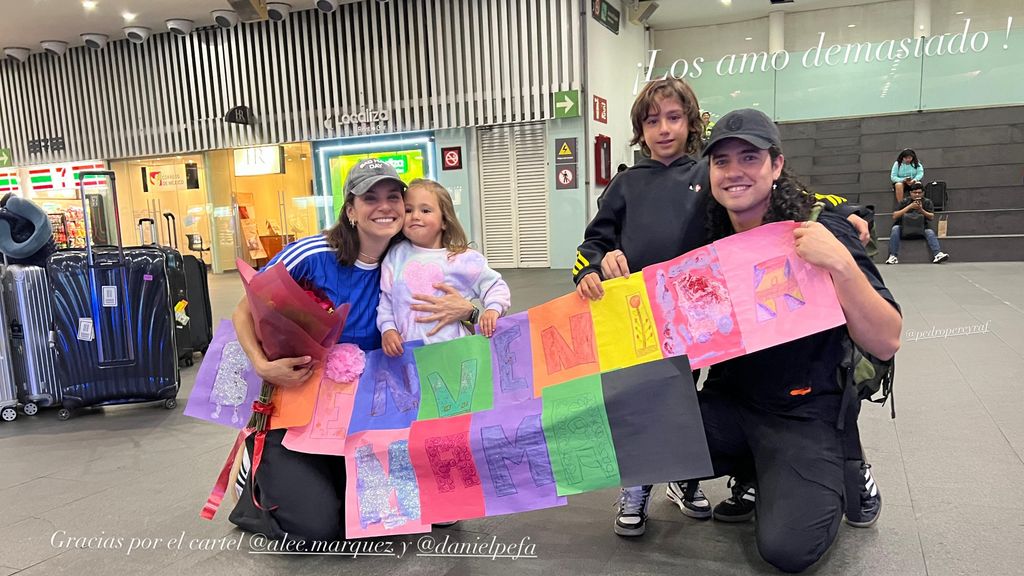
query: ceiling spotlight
[
  {"left": 124, "top": 27, "right": 152, "bottom": 44},
  {"left": 122, "top": 11, "right": 137, "bottom": 22},
  {"left": 267, "top": 3, "right": 291, "bottom": 22},
  {"left": 3, "top": 47, "right": 31, "bottom": 63},
  {"left": 166, "top": 19, "right": 194, "bottom": 36},
  {"left": 81, "top": 33, "right": 109, "bottom": 50},
  {"left": 848, "top": 24, "right": 857, "bottom": 28},
  {"left": 82, "top": 1, "right": 98, "bottom": 10},
  {"left": 211, "top": 9, "right": 240, "bottom": 28},
  {"left": 41, "top": 41, "right": 68, "bottom": 57},
  {"left": 316, "top": 0, "right": 338, "bottom": 13}
]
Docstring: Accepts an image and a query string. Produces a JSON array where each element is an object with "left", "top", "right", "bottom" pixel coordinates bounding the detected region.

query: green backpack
[{"left": 838, "top": 336, "right": 895, "bottom": 420}]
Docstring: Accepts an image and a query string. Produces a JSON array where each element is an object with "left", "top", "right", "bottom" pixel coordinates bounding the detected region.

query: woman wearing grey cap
[{"left": 227, "top": 158, "right": 475, "bottom": 542}]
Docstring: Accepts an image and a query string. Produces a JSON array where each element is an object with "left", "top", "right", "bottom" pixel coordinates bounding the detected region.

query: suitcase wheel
[
  {"left": 22, "top": 402, "right": 38, "bottom": 416},
  {"left": 1, "top": 407, "right": 17, "bottom": 422},
  {"left": 164, "top": 398, "right": 178, "bottom": 410},
  {"left": 57, "top": 408, "right": 72, "bottom": 421}
]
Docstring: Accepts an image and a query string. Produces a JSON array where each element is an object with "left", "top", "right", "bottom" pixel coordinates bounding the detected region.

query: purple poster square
[
  {"left": 469, "top": 398, "right": 567, "bottom": 517},
  {"left": 489, "top": 311, "right": 535, "bottom": 407},
  {"left": 184, "top": 319, "right": 262, "bottom": 428}
]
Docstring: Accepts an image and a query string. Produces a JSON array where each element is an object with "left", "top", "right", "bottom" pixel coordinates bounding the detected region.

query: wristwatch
[{"left": 467, "top": 305, "right": 481, "bottom": 325}]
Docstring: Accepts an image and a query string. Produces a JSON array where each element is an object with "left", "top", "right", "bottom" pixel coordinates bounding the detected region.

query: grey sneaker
[
  {"left": 614, "top": 485, "right": 653, "bottom": 537},
  {"left": 666, "top": 480, "right": 712, "bottom": 519}
]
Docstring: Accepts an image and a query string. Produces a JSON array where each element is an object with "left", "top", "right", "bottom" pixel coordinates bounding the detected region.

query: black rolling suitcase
[
  {"left": 139, "top": 217, "right": 194, "bottom": 367},
  {"left": 163, "top": 212, "right": 212, "bottom": 355},
  {"left": 47, "top": 171, "right": 178, "bottom": 419}
]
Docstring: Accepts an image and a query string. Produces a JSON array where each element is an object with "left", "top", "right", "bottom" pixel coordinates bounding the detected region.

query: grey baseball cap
[
  {"left": 344, "top": 158, "right": 407, "bottom": 196},
  {"left": 702, "top": 108, "right": 782, "bottom": 157}
]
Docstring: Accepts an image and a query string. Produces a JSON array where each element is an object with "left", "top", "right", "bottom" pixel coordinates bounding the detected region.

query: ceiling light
[
  {"left": 745, "top": 37, "right": 752, "bottom": 41},
  {"left": 82, "top": 1, "right": 98, "bottom": 10},
  {"left": 3, "top": 47, "right": 31, "bottom": 64},
  {"left": 955, "top": 11, "right": 964, "bottom": 15},
  {"left": 122, "top": 12, "right": 137, "bottom": 22},
  {"left": 848, "top": 24, "right": 856, "bottom": 28},
  {"left": 720, "top": 0, "right": 732, "bottom": 6}
]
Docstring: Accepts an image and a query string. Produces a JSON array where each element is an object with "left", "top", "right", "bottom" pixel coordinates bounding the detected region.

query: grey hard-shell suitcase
[
  {"left": 0, "top": 277, "right": 19, "bottom": 422},
  {"left": 1, "top": 264, "right": 63, "bottom": 415}
]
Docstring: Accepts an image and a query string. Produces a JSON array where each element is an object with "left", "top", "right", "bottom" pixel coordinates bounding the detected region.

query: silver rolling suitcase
[
  {"left": 0, "top": 274, "right": 19, "bottom": 422},
  {"left": 1, "top": 264, "right": 62, "bottom": 415}
]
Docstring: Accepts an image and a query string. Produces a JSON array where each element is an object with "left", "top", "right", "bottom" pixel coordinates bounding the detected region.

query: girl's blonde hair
[{"left": 406, "top": 178, "right": 470, "bottom": 256}]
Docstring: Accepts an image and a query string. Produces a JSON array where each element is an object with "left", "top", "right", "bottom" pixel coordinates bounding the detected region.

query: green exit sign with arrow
[
  {"left": 0, "top": 148, "right": 12, "bottom": 168},
  {"left": 553, "top": 90, "right": 580, "bottom": 119}
]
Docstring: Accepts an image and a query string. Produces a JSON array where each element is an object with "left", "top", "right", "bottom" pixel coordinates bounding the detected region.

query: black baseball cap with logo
[
  {"left": 701, "top": 108, "right": 783, "bottom": 157},
  {"left": 344, "top": 158, "right": 407, "bottom": 196}
]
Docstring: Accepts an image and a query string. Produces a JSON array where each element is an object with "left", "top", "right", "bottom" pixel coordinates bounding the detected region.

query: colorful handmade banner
[
  {"left": 344, "top": 428, "right": 431, "bottom": 539},
  {"left": 714, "top": 221, "right": 845, "bottom": 354},
  {"left": 527, "top": 293, "right": 600, "bottom": 397},
  {"left": 488, "top": 312, "right": 535, "bottom": 407},
  {"left": 590, "top": 274, "right": 663, "bottom": 372},
  {"left": 269, "top": 365, "right": 321, "bottom": 429},
  {"left": 183, "top": 320, "right": 262, "bottom": 428},
  {"left": 644, "top": 245, "right": 746, "bottom": 368},
  {"left": 414, "top": 335, "right": 494, "bottom": 420},
  {"left": 347, "top": 342, "right": 424, "bottom": 434},
  {"left": 469, "top": 398, "right": 567, "bottom": 517}
]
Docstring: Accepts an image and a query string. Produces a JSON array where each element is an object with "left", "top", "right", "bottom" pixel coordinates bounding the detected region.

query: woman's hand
[
  {"left": 479, "top": 309, "right": 500, "bottom": 337},
  {"left": 382, "top": 329, "right": 404, "bottom": 357},
  {"left": 411, "top": 283, "right": 475, "bottom": 336},
  {"left": 575, "top": 272, "right": 604, "bottom": 301},
  {"left": 601, "top": 250, "right": 631, "bottom": 279},
  {"left": 255, "top": 356, "right": 316, "bottom": 388},
  {"left": 793, "top": 221, "right": 855, "bottom": 274}
]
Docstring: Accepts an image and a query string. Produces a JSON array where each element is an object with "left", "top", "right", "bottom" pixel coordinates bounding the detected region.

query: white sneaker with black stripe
[
  {"left": 235, "top": 444, "right": 251, "bottom": 498},
  {"left": 614, "top": 485, "right": 653, "bottom": 537},
  {"left": 666, "top": 480, "right": 712, "bottom": 519}
]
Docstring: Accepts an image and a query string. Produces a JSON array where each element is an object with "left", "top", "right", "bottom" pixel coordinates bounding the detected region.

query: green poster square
[
  {"left": 541, "top": 374, "right": 620, "bottom": 495},
  {"left": 414, "top": 335, "right": 494, "bottom": 420}
]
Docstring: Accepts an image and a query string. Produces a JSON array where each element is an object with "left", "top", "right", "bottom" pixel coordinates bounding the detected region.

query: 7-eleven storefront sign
[
  {"left": 0, "top": 169, "right": 19, "bottom": 194},
  {"left": 23, "top": 161, "right": 106, "bottom": 198}
]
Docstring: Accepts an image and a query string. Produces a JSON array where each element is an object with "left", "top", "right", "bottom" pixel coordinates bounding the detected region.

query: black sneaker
[
  {"left": 666, "top": 480, "right": 712, "bottom": 519},
  {"left": 845, "top": 462, "right": 882, "bottom": 528},
  {"left": 713, "top": 477, "right": 757, "bottom": 523},
  {"left": 614, "top": 485, "right": 653, "bottom": 537}
]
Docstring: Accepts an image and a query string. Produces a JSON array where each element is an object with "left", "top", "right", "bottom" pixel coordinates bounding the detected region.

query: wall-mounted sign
[
  {"left": 0, "top": 148, "right": 12, "bottom": 168},
  {"left": 441, "top": 146, "right": 463, "bottom": 170},
  {"left": 0, "top": 169, "right": 19, "bottom": 194},
  {"left": 592, "top": 0, "right": 620, "bottom": 35},
  {"left": 21, "top": 161, "right": 106, "bottom": 199},
  {"left": 553, "top": 90, "right": 580, "bottom": 119},
  {"left": 233, "top": 146, "right": 284, "bottom": 176},
  {"left": 593, "top": 95, "right": 608, "bottom": 124},
  {"left": 323, "top": 107, "right": 392, "bottom": 135},
  {"left": 554, "top": 138, "right": 577, "bottom": 164},
  {"left": 224, "top": 105, "right": 257, "bottom": 126},
  {"left": 141, "top": 163, "right": 199, "bottom": 192}
]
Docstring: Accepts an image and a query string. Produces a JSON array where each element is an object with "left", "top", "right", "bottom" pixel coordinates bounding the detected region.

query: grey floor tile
[{"left": 915, "top": 505, "right": 1024, "bottom": 576}]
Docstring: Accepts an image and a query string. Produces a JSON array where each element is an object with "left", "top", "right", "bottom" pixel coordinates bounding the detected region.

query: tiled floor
[{"left": 2, "top": 263, "right": 1022, "bottom": 575}]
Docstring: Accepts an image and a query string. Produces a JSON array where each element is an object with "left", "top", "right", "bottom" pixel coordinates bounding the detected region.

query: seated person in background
[
  {"left": 886, "top": 182, "right": 949, "bottom": 265},
  {"left": 890, "top": 148, "right": 924, "bottom": 203}
]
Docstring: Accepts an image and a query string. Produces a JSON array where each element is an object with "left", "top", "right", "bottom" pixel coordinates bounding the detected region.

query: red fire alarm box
[{"left": 595, "top": 134, "right": 612, "bottom": 186}]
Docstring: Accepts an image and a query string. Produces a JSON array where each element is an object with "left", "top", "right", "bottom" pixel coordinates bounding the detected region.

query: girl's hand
[
  {"left": 793, "top": 221, "right": 854, "bottom": 273},
  {"left": 575, "top": 272, "right": 604, "bottom": 301},
  {"left": 410, "top": 283, "right": 476, "bottom": 336},
  {"left": 479, "top": 309, "right": 500, "bottom": 337},
  {"left": 382, "top": 330, "right": 404, "bottom": 357},
  {"left": 255, "top": 356, "right": 316, "bottom": 388}
]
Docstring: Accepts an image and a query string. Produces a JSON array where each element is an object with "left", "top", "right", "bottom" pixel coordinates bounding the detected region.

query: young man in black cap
[{"left": 697, "top": 108, "right": 901, "bottom": 572}]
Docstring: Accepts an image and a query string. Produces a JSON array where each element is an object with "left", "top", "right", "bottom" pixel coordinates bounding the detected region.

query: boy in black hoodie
[{"left": 574, "top": 78, "right": 713, "bottom": 537}]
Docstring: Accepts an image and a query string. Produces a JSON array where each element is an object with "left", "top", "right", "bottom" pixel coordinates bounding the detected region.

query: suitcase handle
[
  {"left": 163, "top": 212, "right": 178, "bottom": 249},
  {"left": 138, "top": 217, "right": 157, "bottom": 246},
  {"left": 78, "top": 170, "right": 125, "bottom": 268}
]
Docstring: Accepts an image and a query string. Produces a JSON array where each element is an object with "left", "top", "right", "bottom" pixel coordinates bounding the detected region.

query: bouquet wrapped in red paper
[{"left": 201, "top": 259, "right": 349, "bottom": 520}]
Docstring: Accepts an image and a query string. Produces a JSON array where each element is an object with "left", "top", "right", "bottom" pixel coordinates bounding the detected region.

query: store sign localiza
[{"left": 322, "top": 107, "right": 392, "bottom": 134}]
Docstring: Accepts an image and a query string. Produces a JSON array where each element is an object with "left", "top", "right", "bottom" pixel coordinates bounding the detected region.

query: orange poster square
[
  {"left": 270, "top": 364, "right": 323, "bottom": 429},
  {"left": 527, "top": 293, "right": 600, "bottom": 397}
]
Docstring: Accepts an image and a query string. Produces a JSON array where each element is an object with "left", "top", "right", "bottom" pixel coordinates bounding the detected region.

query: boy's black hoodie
[{"left": 573, "top": 156, "right": 710, "bottom": 283}]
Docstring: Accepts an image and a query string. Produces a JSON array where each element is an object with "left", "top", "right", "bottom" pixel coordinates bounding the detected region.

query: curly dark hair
[
  {"left": 895, "top": 148, "right": 919, "bottom": 168},
  {"left": 706, "top": 146, "right": 817, "bottom": 241}
]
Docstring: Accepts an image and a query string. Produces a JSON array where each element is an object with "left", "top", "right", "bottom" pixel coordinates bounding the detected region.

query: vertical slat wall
[{"left": 0, "top": 0, "right": 582, "bottom": 164}]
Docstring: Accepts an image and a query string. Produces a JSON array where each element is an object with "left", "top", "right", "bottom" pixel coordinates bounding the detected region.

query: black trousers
[
  {"left": 229, "top": 429, "right": 347, "bottom": 542},
  {"left": 699, "top": 391, "right": 845, "bottom": 573}
]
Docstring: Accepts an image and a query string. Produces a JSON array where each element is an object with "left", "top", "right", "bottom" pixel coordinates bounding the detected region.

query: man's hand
[
  {"left": 575, "top": 272, "right": 604, "bottom": 301},
  {"left": 794, "top": 221, "right": 855, "bottom": 274},
  {"left": 601, "top": 250, "right": 631, "bottom": 279},
  {"left": 382, "top": 329, "right": 404, "bottom": 357},
  {"left": 411, "top": 283, "right": 476, "bottom": 337},
  {"left": 255, "top": 356, "right": 316, "bottom": 388},
  {"left": 846, "top": 214, "right": 870, "bottom": 246}
]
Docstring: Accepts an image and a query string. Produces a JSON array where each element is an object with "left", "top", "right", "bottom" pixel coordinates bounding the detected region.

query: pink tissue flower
[{"left": 325, "top": 343, "right": 366, "bottom": 383}]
